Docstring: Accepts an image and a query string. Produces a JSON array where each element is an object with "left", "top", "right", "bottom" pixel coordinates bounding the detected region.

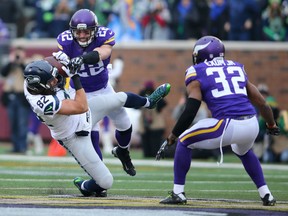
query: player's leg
[
  {"left": 108, "top": 107, "right": 135, "bottom": 176},
  {"left": 160, "top": 118, "right": 228, "bottom": 205},
  {"left": 91, "top": 124, "right": 102, "bottom": 160},
  {"left": 230, "top": 117, "right": 276, "bottom": 206},
  {"left": 101, "top": 116, "right": 114, "bottom": 154},
  {"left": 59, "top": 136, "right": 113, "bottom": 196}
]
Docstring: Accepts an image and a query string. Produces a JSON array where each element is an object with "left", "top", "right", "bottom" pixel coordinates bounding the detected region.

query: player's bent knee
[{"left": 98, "top": 173, "right": 113, "bottom": 189}]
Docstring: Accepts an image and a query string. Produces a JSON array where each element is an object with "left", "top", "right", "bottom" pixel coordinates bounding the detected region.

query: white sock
[
  {"left": 81, "top": 180, "right": 88, "bottom": 191},
  {"left": 144, "top": 98, "right": 150, "bottom": 107},
  {"left": 258, "top": 185, "right": 274, "bottom": 200},
  {"left": 173, "top": 184, "right": 184, "bottom": 194}
]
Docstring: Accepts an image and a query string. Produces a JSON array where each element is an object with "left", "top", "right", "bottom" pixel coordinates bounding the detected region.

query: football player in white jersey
[{"left": 23, "top": 59, "right": 170, "bottom": 197}]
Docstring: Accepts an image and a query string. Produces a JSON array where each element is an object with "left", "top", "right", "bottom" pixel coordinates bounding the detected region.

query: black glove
[
  {"left": 68, "top": 57, "right": 83, "bottom": 74},
  {"left": 155, "top": 140, "right": 168, "bottom": 161},
  {"left": 266, "top": 124, "right": 280, "bottom": 136}
]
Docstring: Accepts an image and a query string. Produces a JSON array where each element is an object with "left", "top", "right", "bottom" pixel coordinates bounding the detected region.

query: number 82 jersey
[{"left": 24, "top": 82, "right": 88, "bottom": 140}]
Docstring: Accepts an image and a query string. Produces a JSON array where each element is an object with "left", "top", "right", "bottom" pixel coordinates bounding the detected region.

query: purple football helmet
[
  {"left": 69, "top": 9, "right": 98, "bottom": 47},
  {"left": 192, "top": 36, "right": 225, "bottom": 65}
]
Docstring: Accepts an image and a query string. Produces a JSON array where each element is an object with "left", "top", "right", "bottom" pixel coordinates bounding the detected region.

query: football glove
[
  {"left": 266, "top": 124, "right": 280, "bottom": 136},
  {"left": 155, "top": 137, "right": 177, "bottom": 161},
  {"left": 52, "top": 51, "right": 70, "bottom": 67},
  {"left": 61, "top": 66, "right": 77, "bottom": 78},
  {"left": 69, "top": 56, "right": 83, "bottom": 74},
  {"left": 155, "top": 140, "right": 168, "bottom": 161}
]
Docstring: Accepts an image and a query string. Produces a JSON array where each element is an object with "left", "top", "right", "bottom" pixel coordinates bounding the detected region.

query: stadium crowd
[{"left": 0, "top": 0, "right": 288, "bottom": 41}]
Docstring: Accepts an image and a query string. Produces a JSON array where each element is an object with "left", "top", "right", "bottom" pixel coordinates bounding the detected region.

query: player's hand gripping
[
  {"left": 52, "top": 51, "right": 70, "bottom": 67},
  {"left": 266, "top": 123, "right": 280, "bottom": 136},
  {"left": 68, "top": 56, "right": 83, "bottom": 74},
  {"left": 155, "top": 133, "right": 177, "bottom": 161}
]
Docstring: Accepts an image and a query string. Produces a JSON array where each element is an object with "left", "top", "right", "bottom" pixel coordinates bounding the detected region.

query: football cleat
[
  {"left": 73, "top": 177, "right": 93, "bottom": 197},
  {"left": 147, "top": 83, "right": 171, "bottom": 109},
  {"left": 261, "top": 193, "right": 276, "bottom": 206},
  {"left": 112, "top": 146, "right": 136, "bottom": 176},
  {"left": 96, "top": 189, "right": 107, "bottom": 197},
  {"left": 160, "top": 191, "right": 187, "bottom": 204}
]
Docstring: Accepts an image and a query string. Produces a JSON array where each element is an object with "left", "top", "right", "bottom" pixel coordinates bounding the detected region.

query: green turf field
[{"left": 0, "top": 146, "right": 287, "bottom": 214}]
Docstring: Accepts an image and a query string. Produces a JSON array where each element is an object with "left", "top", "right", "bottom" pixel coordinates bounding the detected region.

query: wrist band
[{"left": 72, "top": 74, "right": 83, "bottom": 90}]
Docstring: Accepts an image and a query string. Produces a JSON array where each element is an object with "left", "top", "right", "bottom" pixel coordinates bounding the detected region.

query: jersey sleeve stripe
[
  {"left": 104, "top": 37, "right": 115, "bottom": 44},
  {"left": 53, "top": 95, "right": 60, "bottom": 111},
  {"left": 185, "top": 72, "right": 196, "bottom": 80}
]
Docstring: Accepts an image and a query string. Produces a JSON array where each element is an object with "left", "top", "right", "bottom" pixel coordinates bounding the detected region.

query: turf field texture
[{"left": 0, "top": 150, "right": 287, "bottom": 216}]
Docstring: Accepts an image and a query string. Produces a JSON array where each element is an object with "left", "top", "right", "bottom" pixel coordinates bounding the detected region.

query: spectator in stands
[
  {"left": 255, "top": 84, "right": 288, "bottom": 163},
  {"left": 31, "top": 0, "right": 56, "bottom": 38},
  {"left": 27, "top": 112, "right": 45, "bottom": 155},
  {"left": 138, "top": 80, "right": 168, "bottom": 158},
  {"left": 169, "top": 0, "right": 209, "bottom": 40},
  {"left": 254, "top": 83, "right": 280, "bottom": 162},
  {"left": 262, "top": 0, "right": 287, "bottom": 41},
  {"left": 277, "top": 110, "right": 288, "bottom": 163},
  {"left": 75, "top": 0, "right": 96, "bottom": 11},
  {"left": 207, "top": 0, "right": 229, "bottom": 40},
  {"left": 0, "top": 0, "right": 21, "bottom": 38},
  {"left": 107, "top": 0, "right": 143, "bottom": 42},
  {"left": 0, "top": 0, "right": 21, "bottom": 24},
  {"left": 140, "top": 0, "right": 172, "bottom": 40},
  {"left": 0, "top": 47, "right": 30, "bottom": 154},
  {"left": 225, "top": 0, "right": 259, "bottom": 41},
  {"left": 0, "top": 18, "right": 10, "bottom": 40},
  {"left": 51, "top": 0, "right": 75, "bottom": 38}
]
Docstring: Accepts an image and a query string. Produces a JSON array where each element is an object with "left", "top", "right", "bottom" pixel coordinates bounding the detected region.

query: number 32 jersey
[{"left": 185, "top": 58, "right": 256, "bottom": 119}]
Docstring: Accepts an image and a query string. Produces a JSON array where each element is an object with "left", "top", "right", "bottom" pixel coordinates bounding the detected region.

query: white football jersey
[{"left": 24, "top": 82, "right": 91, "bottom": 140}]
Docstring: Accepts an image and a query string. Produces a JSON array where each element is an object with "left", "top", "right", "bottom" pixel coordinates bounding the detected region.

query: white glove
[
  {"left": 61, "top": 66, "right": 77, "bottom": 78},
  {"left": 52, "top": 51, "right": 70, "bottom": 67}
]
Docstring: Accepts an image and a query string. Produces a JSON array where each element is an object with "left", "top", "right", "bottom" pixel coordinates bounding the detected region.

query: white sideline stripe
[
  {"left": 1, "top": 155, "right": 288, "bottom": 170},
  {"left": 0, "top": 207, "right": 228, "bottom": 216}
]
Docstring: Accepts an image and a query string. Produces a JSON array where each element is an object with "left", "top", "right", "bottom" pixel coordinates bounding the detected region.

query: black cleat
[
  {"left": 95, "top": 189, "right": 107, "bottom": 197},
  {"left": 112, "top": 146, "right": 136, "bottom": 176},
  {"left": 261, "top": 193, "right": 276, "bottom": 206},
  {"left": 160, "top": 191, "right": 187, "bottom": 204}
]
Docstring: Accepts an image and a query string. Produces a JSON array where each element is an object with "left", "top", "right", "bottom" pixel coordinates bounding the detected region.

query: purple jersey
[
  {"left": 185, "top": 58, "right": 256, "bottom": 119},
  {"left": 56, "top": 26, "right": 115, "bottom": 92}
]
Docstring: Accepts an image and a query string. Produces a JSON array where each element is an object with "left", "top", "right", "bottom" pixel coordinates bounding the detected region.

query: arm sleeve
[{"left": 172, "top": 98, "right": 201, "bottom": 137}]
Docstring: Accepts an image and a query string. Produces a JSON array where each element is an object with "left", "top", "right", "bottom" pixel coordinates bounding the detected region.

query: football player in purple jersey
[
  {"left": 23, "top": 59, "right": 170, "bottom": 197},
  {"left": 52, "top": 9, "right": 137, "bottom": 176},
  {"left": 158, "top": 36, "right": 280, "bottom": 206}
]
